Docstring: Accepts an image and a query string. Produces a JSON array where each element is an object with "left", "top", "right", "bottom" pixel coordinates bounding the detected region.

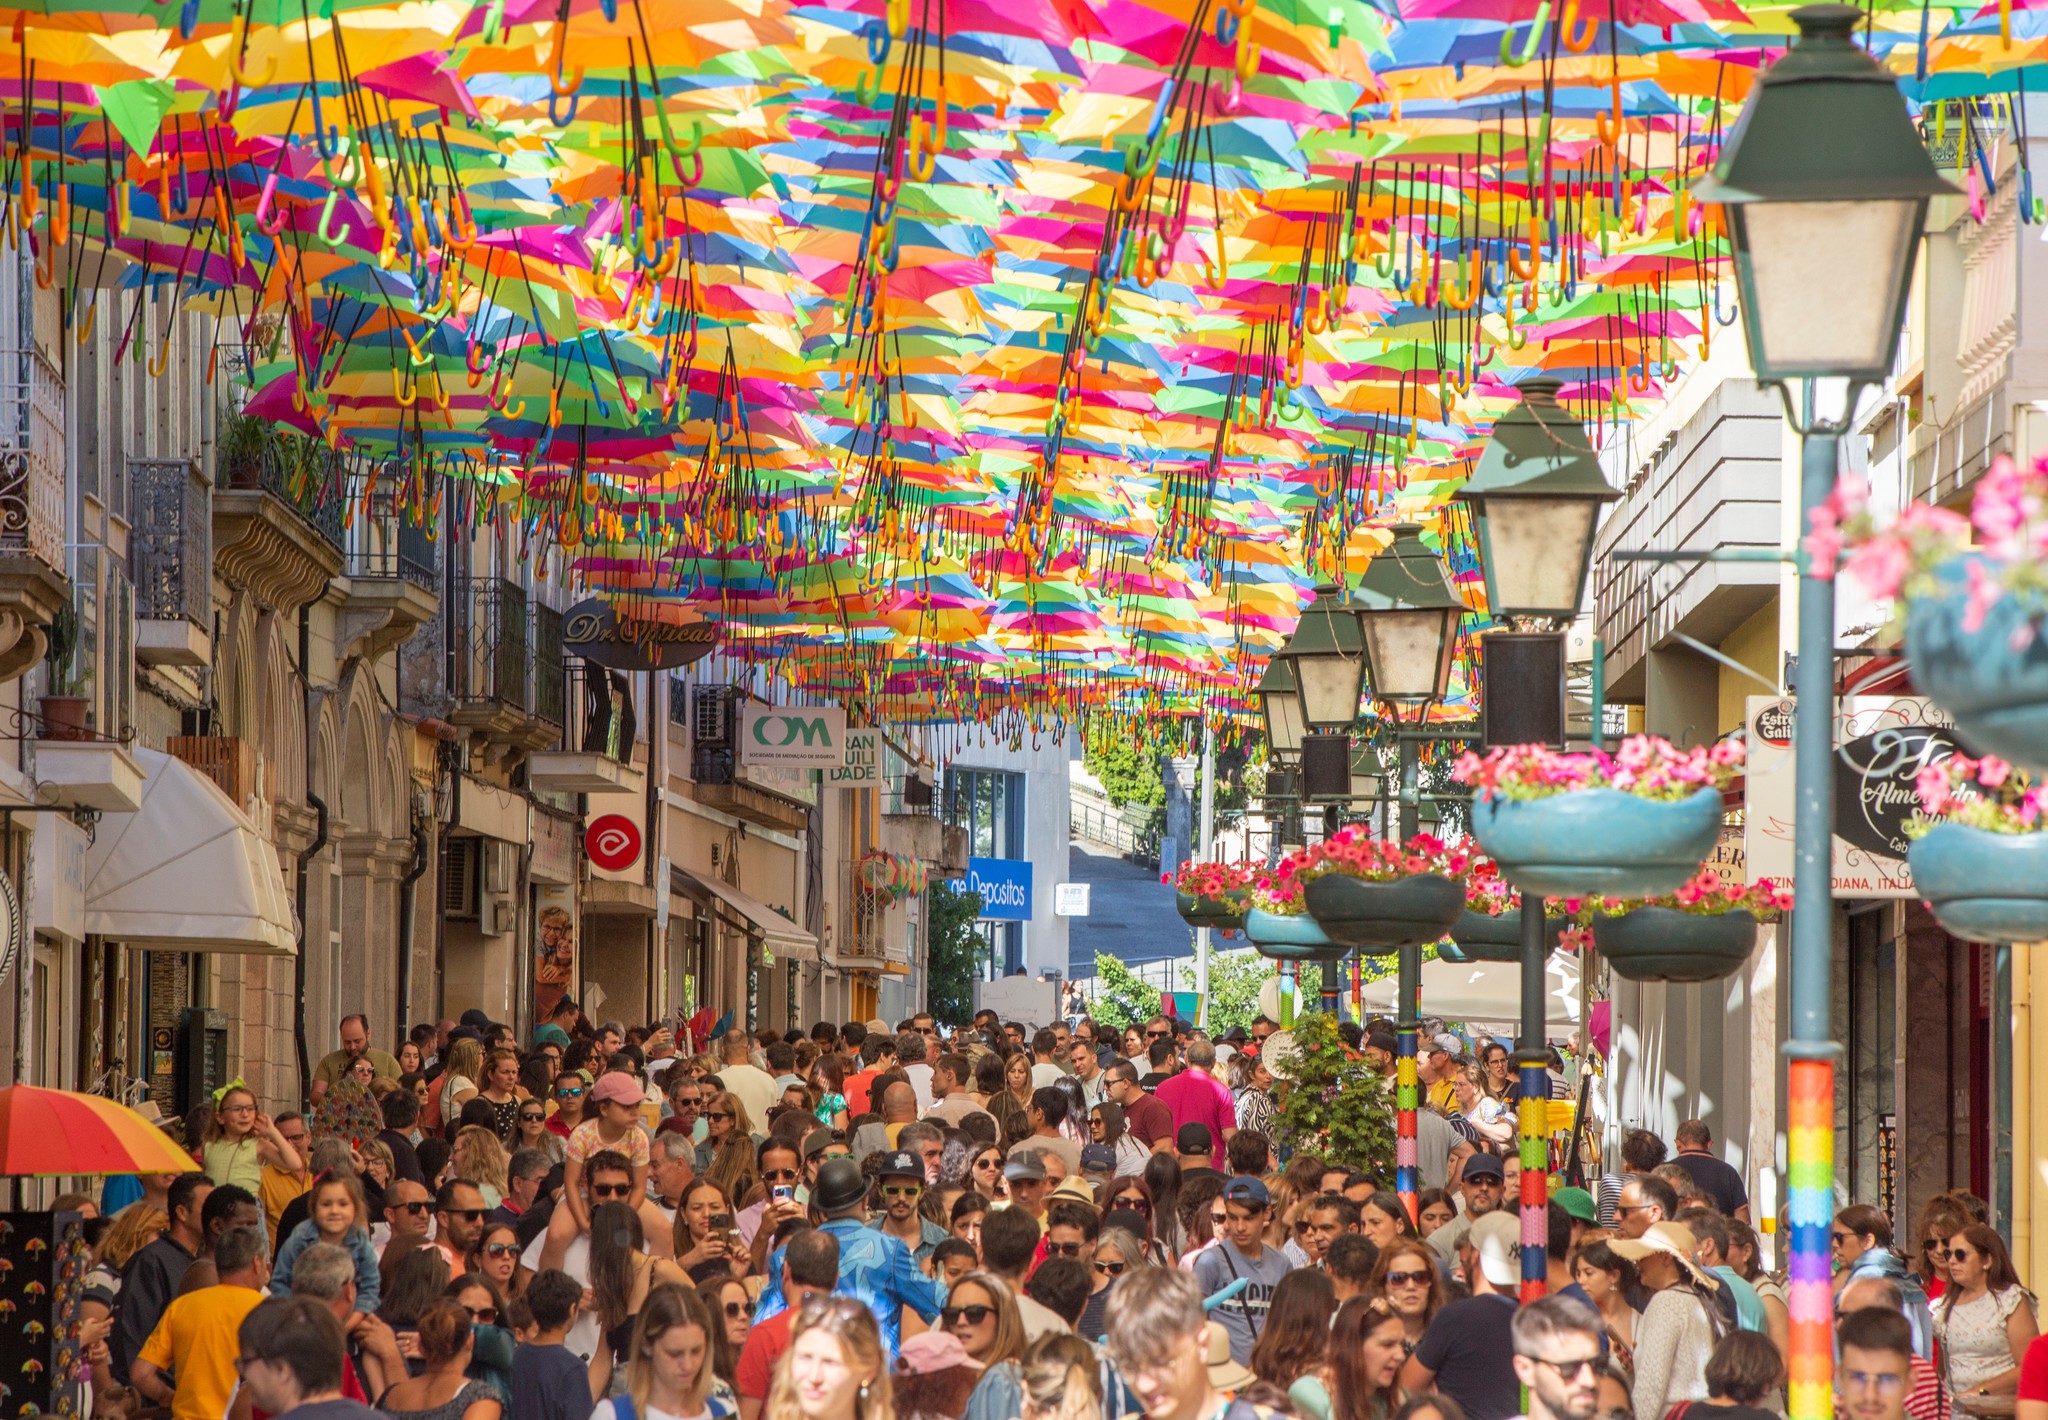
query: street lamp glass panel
[
  {"left": 1262, "top": 680, "right": 1305, "bottom": 756},
  {"left": 1292, "top": 654, "right": 1366, "bottom": 730},
  {"left": 1736, "top": 198, "right": 1920, "bottom": 378},
  {"left": 1477, "top": 496, "right": 1600, "bottom": 621},
  {"left": 1360, "top": 608, "right": 1460, "bottom": 706}
]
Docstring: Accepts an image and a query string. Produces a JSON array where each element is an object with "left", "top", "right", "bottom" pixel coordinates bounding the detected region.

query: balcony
[
  {"left": 448, "top": 579, "right": 561, "bottom": 750},
  {"left": 168, "top": 734, "right": 261, "bottom": 809},
  {"left": 336, "top": 500, "right": 439, "bottom": 661},
  {"left": 213, "top": 433, "right": 346, "bottom": 610},
  {"left": 0, "top": 349, "right": 69, "bottom": 682},
  {"left": 528, "top": 660, "right": 643, "bottom": 795},
  {"left": 131, "top": 458, "right": 212, "bottom": 667}
]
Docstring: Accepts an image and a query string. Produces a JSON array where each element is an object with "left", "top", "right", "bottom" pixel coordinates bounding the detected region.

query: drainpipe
[
  {"left": 294, "top": 792, "right": 328, "bottom": 1104},
  {"left": 293, "top": 578, "right": 333, "bottom": 1105},
  {"left": 396, "top": 817, "right": 429, "bottom": 1036}
]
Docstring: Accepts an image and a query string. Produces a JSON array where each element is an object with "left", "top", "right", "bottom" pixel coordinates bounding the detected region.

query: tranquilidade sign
[
  {"left": 740, "top": 705, "right": 848, "bottom": 769},
  {"left": 563, "top": 598, "right": 717, "bottom": 671}
]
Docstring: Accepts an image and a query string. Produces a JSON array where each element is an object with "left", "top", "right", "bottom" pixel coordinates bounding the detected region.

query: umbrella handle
[
  {"left": 481, "top": 0, "right": 505, "bottom": 44},
  {"left": 252, "top": 176, "right": 283, "bottom": 238},
  {"left": 1498, "top": 1, "right": 1549, "bottom": 66},
  {"left": 549, "top": 87, "right": 580, "bottom": 126},
  {"left": 315, "top": 189, "right": 352, "bottom": 248},
  {"left": 1560, "top": 0, "right": 1597, "bottom": 51},
  {"left": 231, "top": 16, "right": 279, "bottom": 85}
]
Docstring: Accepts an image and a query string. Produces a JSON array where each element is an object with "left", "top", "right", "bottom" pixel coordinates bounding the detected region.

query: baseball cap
[
  {"left": 877, "top": 1151, "right": 923, "bottom": 1180},
  {"left": 1460, "top": 1153, "right": 1505, "bottom": 1181},
  {"left": 591, "top": 1071, "right": 642, "bottom": 1106},
  {"left": 1080, "top": 1144, "right": 1117, "bottom": 1175},
  {"left": 897, "top": 1332, "right": 983, "bottom": 1375},
  {"left": 801, "top": 1128, "right": 835, "bottom": 1160},
  {"left": 1468, "top": 1210, "right": 1522, "bottom": 1287},
  {"left": 530, "top": 1023, "right": 572, "bottom": 1049},
  {"left": 1554, "top": 1186, "right": 1599, "bottom": 1224},
  {"left": 1175, "top": 1123, "right": 1213, "bottom": 1155},
  {"left": 1430, "top": 1032, "right": 1464, "bottom": 1058},
  {"left": 1003, "top": 1154, "right": 1047, "bottom": 1183},
  {"left": 1222, "top": 1176, "right": 1270, "bottom": 1208}
]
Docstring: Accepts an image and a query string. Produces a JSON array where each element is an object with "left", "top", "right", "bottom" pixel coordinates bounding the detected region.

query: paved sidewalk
[{"left": 1065, "top": 838, "right": 1192, "bottom": 979}]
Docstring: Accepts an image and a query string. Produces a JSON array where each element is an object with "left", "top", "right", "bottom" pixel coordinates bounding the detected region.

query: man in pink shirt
[{"left": 1154, "top": 1037, "right": 1236, "bottom": 1168}]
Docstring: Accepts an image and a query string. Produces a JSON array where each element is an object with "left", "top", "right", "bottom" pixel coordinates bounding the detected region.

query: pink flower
[
  {"left": 1979, "top": 755, "right": 2012, "bottom": 789},
  {"left": 1842, "top": 534, "right": 1913, "bottom": 603}
]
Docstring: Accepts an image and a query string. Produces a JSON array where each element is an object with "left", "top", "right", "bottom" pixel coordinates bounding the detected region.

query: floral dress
[{"left": 1936, "top": 1285, "right": 2034, "bottom": 1414}]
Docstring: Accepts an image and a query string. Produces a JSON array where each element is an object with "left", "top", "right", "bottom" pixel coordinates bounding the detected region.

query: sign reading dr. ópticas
[
  {"left": 967, "top": 857, "right": 1033, "bottom": 921},
  {"left": 563, "top": 598, "right": 717, "bottom": 671}
]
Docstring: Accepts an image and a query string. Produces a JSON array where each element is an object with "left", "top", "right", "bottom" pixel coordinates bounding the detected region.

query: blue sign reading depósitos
[{"left": 966, "top": 857, "right": 1033, "bottom": 921}]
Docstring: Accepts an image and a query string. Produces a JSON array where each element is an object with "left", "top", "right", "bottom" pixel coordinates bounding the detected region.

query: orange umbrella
[{"left": 0, "top": 1085, "right": 199, "bottom": 1177}]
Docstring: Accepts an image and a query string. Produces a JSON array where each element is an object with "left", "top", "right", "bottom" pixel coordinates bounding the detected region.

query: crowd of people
[{"left": 48, "top": 998, "right": 2048, "bottom": 1420}]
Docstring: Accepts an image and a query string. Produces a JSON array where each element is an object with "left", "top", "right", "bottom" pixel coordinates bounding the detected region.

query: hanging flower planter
[
  {"left": 1456, "top": 737, "right": 1740, "bottom": 897},
  {"left": 1903, "top": 755, "right": 2048, "bottom": 941},
  {"left": 1244, "top": 908, "right": 1343, "bottom": 962},
  {"left": 1447, "top": 908, "right": 1574, "bottom": 963},
  {"left": 1166, "top": 861, "right": 1256, "bottom": 932},
  {"left": 1904, "top": 554, "right": 2048, "bottom": 772},
  {"left": 1592, "top": 907, "right": 1760, "bottom": 983},
  {"left": 1286, "top": 830, "right": 1469, "bottom": 954},
  {"left": 1815, "top": 454, "right": 2048, "bottom": 772},
  {"left": 1580, "top": 868, "right": 1789, "bottom": 982}
]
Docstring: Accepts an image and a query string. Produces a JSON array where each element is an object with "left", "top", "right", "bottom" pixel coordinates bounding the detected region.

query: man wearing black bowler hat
[{"left": 808, "top": 1155, "right": 946, "bottom": 1363}]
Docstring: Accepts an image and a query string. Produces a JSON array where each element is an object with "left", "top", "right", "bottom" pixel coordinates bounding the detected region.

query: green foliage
[
  {"left": 1089, "top": 952, "right": 1166, "bottom": 1034},
  {"left": 924, "top": 882, "right": 985, "bottom": 1026},
  {"left": 1182, "top": 949, "right": 1287, "bottom": 1034},
  {"left": 1085, "top": 723, "right": 1164, "bottom": 814},
  {"left": 1270, "top": 1009, "right": 1396, "bottom": 1173}
]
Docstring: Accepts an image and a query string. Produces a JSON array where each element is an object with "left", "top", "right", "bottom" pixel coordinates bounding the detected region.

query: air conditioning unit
[
  {"left": 441, "top": 839, "right": 480, "bottom": 919},
  {"left": 692, "top": 686, "right": 738, "bottom": 748},
  {"left": 481, "top": 894, "right": 517, "bottom": 936}
]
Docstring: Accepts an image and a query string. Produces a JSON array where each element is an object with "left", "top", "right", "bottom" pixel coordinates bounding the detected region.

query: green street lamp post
[{"left": 1691, "top": 9, "right": 1955, "bottom": 1414}]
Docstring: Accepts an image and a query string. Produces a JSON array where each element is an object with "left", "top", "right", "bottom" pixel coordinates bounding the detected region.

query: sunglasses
[
  {"left": 1294, "top": 1220, "right": 1313, "bottom": 1235},
  {"left": 881, "top": 1184, "right": 922, "bottom": 1198},
  {"left": 394, "top": 1201, "right": 430, "bottom": 1215},
  {"left": 483, "top": 1243, "right": 520, "bottom": 1259},
  {"left": 1384, "top": 1269, "right": 1432, "bottom": 1287},
  {"left": 974, "top": 1157, "right": 1001, "bottom": 1170},
  {"left": 706, "top": 1111, "right": 733, "bottom": 1123},
  {"left": 1523, "top": 1356, "right": 1600, "bottom": 1380},
  {"left": 1093, "top": 1260, "right": 1127, "bottom": 1278},
  {"left": 942, "top": 1306, "right": 996, "bottom": 1327},
  {"left": 444, "top": 1208, "right": 488, "bottom": 1222},
  {"left": 556, "top": 1086, "right": 585, "bottom": 1098},
  {"left": 762, "top": 1168, "right": 800, "bottom": 1183},
  {"left": 725, "top": 1299, "right": 756, "bottom": 1319},
  {"left": 1829, "top": 1230, "right": 1857, "bottom": 1245},
  {"left": 1045, "top": 1241, "right": 1086, "bottom": 1257},
  {"left": 1210, "top": 1211, "right": 1227, "bottom": 1225},
  {"left": 1146, "top": 1030, "right": 1170, "bottom": 1039},
  {"left": 1111, "top": 1197, "right": 1150, "bottom": 1215},
  {"left": 464, "top": 1307, "right": 499, "bottom": 1326},
  {"left": 518, "top": 1112, "right": 544, "bottom": 1123},
  {"left": 591, "top": 1184, "right": 635, "bottom": 1200}
]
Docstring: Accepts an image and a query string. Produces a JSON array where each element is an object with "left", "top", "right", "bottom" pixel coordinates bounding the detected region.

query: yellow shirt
[
  {"left": 136, "top": 1284, "right": 266, "bottom": 1420},
  {"left": 260, "top": 1163, "right": 307, "bottom": 1243}
]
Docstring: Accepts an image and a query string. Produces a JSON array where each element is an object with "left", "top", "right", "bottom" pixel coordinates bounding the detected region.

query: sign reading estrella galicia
[{"left": 967, "top": 857, "right": 1033, "bottom": 920}]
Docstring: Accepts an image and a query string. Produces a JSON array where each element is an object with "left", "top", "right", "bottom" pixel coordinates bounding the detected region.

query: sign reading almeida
[{"left": 740, "top": 704, "right": 848, "bottom": 769}]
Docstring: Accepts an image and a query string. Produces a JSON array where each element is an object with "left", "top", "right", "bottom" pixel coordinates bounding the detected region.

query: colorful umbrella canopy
[{"left": 0, "top": 1086, "right": 201, "bottom": 1177}]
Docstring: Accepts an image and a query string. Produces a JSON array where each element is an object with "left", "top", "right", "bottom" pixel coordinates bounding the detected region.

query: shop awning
[
  {"left": 1359, "top": 952, "right": 1581, "bottom": 1032},
  {"left": 671, "top": 867, "right": 816, "bottom": 961},
  {"left": 85, "top": 749, "right": 297, "bottom": 955}
]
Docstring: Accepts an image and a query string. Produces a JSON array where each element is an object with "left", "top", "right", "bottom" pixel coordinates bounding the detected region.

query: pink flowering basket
[{"left": 1903, "top": 754, "right": 2048, "bottom": 941}]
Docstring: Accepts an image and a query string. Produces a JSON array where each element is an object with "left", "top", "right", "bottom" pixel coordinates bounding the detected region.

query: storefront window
[{"left": 945, "top": 768, "right": 1025, "bottom": 977}]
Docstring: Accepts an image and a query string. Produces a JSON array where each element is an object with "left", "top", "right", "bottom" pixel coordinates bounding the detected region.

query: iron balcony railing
[
  {"left": 131, "top": 458, "right": 210, "bottom": 626},
  {"left": 0, "top": 348, "right": 65, "bottom": 572},
  {"left": 452, "top": 577, "right": 530, "bottom": 711},
  {"left": 348, "top": 496, "right": 437, "bottom": 589},
  {"left": 220, "top": 437, "right": 346, "bottom": 554}
]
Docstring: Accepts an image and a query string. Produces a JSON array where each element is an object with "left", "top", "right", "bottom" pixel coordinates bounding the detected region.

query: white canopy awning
[
  {"left": 671, "top": 867, "right": 817, "bottom": 961},
  {"left": 1360, "top": 952, "right": 1582, "bottom": 1032},
  {"left": 85, "top": 748, "right": 297, "bottom": 955}
]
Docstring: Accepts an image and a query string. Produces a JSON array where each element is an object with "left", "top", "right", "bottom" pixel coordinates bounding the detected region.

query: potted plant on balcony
[
  {"left": 37, "top": 600, "right": 88, "bottom": 741},
  {"left": 217, "top": 406, "right": 267, "bottom": 488},
  {"left": 1453, "top": 734, "right": 1740, "bottom": 897},
  {"left": 1167, "top": 859, "right": 1256, "bottom": 933},
  {"left": 1581, "top": 868, "right": 1790, "bottom": 983},
  {"left": 1443, "top": 862, "right": 1578, "bottom": 964},
  {"left": 1903, "top": 752, "right": 2048, "bottom": 941},
  {"left": 1294, "top": 829, "right": 1469, "bottom": 955},
  {"left": 1812, "top": 454, "right": 2048, "bottom": 770},
  {"left": 1243, "top": 866, "right": 1344, "bottom": 964}
]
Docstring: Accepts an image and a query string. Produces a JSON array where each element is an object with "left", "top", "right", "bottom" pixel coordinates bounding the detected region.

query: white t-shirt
[
  {"left": 520, "top": 1231, "right": 600, "bottom": 1361},
  {"left": 1030, "top": 1063, "right": 1065, "bottom": 1090},
  {"left": 592, "top": 1398, "right": 724, "bottom": 1420},
  {"left": 717, "top": 1063, "right": 779, "bottom": 1132},
  {"left": 1017, "top": 1294, "right": 1072, "bottom": 1341},
  {"left": 903, "top": 1062, "right": 935, "bottom": 1114}
]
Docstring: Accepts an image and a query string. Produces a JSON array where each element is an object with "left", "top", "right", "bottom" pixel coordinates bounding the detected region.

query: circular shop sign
[{"left": 584, "top": 814, "right": 643, "bottom": 873}]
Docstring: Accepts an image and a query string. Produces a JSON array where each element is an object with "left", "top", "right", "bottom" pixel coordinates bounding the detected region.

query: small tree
[
  {"left": 1270, "top": 1010, "right": 1396, "bottom": 1173},
  {"left": 1089, "top": 953, "right": 1163, "bottom": 1034},
  {"left": 924, "top": 882, "right": 984, "bottom": 1026}
]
